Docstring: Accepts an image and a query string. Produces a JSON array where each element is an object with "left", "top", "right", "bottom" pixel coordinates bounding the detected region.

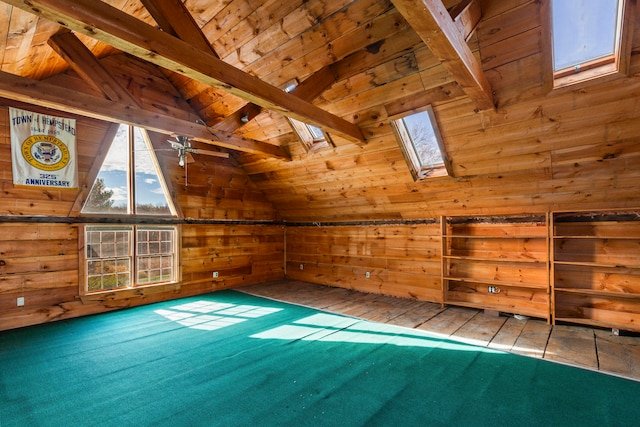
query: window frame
[
  {"left": 389, "top": 105, "right": 453, "bottom": 181},
  {"left": 545, "top": 0, "right": 635, "bottom": 90},
  {"left": 80, "top": 224, "right": 181, "bottom": 296},
  {"left": 287, "top": 117, "right": 334, "bottom": 153},
  {"left": 80, "top": 124, "right": 178, "bottom": 218}
]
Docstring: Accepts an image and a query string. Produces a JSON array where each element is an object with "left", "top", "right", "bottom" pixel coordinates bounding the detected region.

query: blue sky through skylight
[{"left": 551, "top": 0, "right": 619, "bottom": 71}]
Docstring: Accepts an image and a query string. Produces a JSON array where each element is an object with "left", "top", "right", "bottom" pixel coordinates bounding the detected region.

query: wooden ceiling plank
[
  {"left": 384, "top": 81, "right": 466, "bottom": 117},
  {"left": 3, "top": 0, "right": 365, "bottom": 143},
  {"left": 47, "top": 30, "right": 143, "bottom": 107},
  {"left": 0, "top": 70, "right": 289, "bottom": 159},
  {"left": 390, "top": 0, "right": 494, "bottom": 111}
]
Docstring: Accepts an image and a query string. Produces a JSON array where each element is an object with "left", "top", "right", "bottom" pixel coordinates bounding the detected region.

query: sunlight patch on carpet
[
  {"left": 252, "top": 312, "right": 502, "bottom": 353},
  {"left": 155, "top": 300, "right": 282, "bottom": 331}
]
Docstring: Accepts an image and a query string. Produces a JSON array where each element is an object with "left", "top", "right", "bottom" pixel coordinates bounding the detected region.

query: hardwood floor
[{"left": 239, "top": 279, "right": 640, "bottom": 382}]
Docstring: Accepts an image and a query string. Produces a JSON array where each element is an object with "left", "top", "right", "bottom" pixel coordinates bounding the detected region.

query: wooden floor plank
[
  {"left": 544, "top": 325, "right": 597, "bottom": 369},
  {"left": 416, "top": 306, "right": 479, "bottom": 336},
  {"left": 451, "top": 312, "right": 508, "bottom": 347},
  {"left": 488, "top": 317, "right": 528, "bottom": 352},
  {"left": 386, "top": 301, "right": 447, "bottom": 328},
  {"left": 359, "top": 295, "right": 426, "bottom": 324},
  {"left": 595, "top": 329, "right": 640, "bottom": 379},
  {"left": 509, "top": 319, "right": 551, "bottom": 359},
  {"left": 238, "top": 279, "right": 640, "bottom": 381}
]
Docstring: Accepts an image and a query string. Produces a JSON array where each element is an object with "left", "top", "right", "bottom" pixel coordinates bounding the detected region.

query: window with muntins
[{"left": 85, "top": 225, "right": 177, "bottom": 292}]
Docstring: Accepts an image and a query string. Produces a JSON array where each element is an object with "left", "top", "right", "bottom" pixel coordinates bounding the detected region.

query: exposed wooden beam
[
  {"left": 48, "top": 30, "right": 143, "bottom": 107},
  {"left": 449, "top": 0, "right": 482, "bottom": 42},
  {"left": 390, "top": 0, "right": 494, "bottom": 111},
  {"left": 0, "top": 70, "right": 289, "bottom": 159},
  {"left": 139, "top": 0, "right": 219, "bottom": 57},
  {"left": 290, "top": 66, "right": 337, "bottom": 103},
  {"left": 214, "top": 66, "right": 338, "bottom": 134},
  {"left": 213, "top": 103, "right": 263, "bottom": 134},
  {"left": 4, "top": 0, "right": 365, "bottom": 143},
  {"left": 140, "top": 0, "right": 339, "bottom": 140}
]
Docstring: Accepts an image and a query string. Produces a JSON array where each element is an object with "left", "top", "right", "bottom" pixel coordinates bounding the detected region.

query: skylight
[
  {"left": 549, "top": 0, "right": 629, "bottom": 86},
  {"left": 551, "top": 0, "right": 620, "bottom": 72},
  {"left": 391, "top": 107, "right": 450, "bottom": 180},
  {"left": 282, "top": 79, "right": 333, "bottom": 153}
]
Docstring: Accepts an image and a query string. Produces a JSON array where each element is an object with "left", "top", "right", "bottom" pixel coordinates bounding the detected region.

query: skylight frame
[
  {"left": 282, "top": 79, "right": 334, "bottom": 153},
  {"left": 390, "top": 106, "right": 452, "bottom": 181},
  {"left": 547, "top": 0, "right": 635, "bottom": 89}
]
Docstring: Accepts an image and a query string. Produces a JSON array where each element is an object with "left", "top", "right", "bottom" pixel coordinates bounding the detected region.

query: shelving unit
[
  {"left": 441, "top": 215, "right": 550, "bottom": 321},
  {"left": 552, "top": 210, "right": 640, "bottom": 332}
]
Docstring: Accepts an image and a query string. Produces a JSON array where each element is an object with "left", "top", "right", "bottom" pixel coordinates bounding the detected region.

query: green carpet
[{"left": 1, "top": 290, "right": 639, "bottom": 426}]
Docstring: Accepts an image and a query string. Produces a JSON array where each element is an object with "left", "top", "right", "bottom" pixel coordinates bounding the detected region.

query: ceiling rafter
[
  {"left": 43, "top": 30, "right": 287, "bottom": 159},
  {"left": 0, "top": 70, "right": 289, "bottom": 159},
  {"left": 139, "top": 0, "right": 218, "bottom": 57},
  {"left": 2, "top": 0, "right": 365, "bottom": 143},
  {"left": 449, "top": 0, "right": 482, "bottom": 42},
  {"left": 214, "top": 65, "right": 338, "bottom": 134},
  {"left": 140, "top": 0, "right": 339, "bottom": 139},
  {"left": 390, "top": 0, "right": 494, "bottom": 111},
  {"left": 47, "top": 30, "right": 143, "bottom": 107}
]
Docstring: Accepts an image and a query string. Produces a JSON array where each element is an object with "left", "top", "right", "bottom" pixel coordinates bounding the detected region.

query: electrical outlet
[
  {"left": 299, "top": 264, "right": 304, "bottom": 270},
  {"left": 212, "top": 271, "right": 218, "bottom": 278},
  {"left": 17, "top": 297, "right": 24, "bottom": 307},
  {"left": 487, "top": 286, "right": 500, "bottom": 294},
  {"left": 365, "top": 271, "right": 370, "bottom": 278}
]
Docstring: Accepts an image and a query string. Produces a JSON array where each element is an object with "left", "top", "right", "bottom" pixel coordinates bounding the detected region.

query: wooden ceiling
[{"left": 1, "top": 0, "right": 639, "bottom": 222}]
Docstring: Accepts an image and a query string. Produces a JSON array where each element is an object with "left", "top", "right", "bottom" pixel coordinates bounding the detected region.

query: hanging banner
[{"left": 10, "top": 107, "right": 78, "bottom": 189}]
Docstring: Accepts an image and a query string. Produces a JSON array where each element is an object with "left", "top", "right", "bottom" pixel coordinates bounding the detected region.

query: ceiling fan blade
[
  {"left": 190, "top": 148, "right": 230, "bottom": 158},
  {"left": 167, "top": 140, "right": 184, "bottom": 150}
]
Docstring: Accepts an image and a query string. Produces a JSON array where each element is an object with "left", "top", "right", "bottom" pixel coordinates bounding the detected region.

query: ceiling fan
[{"left": 166, "top": 135, "right": 229, "bottom": 186}]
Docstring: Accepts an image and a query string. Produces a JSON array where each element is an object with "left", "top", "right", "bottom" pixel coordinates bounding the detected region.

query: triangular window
[{"left": 82, "top": 124, "right": 176, "bottom": 216}]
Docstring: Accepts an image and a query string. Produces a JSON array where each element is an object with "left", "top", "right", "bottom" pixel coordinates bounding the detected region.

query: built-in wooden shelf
[
  {"left": 441, "top": 215, "right": 550, "bottom": 322},
  {"left": 551, "top": 210, "right": 640, "bottom": 332},
  {"left": 444, "top": 276, "right": 546, "bottom": 290}
]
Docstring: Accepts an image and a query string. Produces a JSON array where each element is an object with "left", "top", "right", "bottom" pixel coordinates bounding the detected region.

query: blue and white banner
[{"left": 10, "top": 107, "right": 78, "bottom": 189}]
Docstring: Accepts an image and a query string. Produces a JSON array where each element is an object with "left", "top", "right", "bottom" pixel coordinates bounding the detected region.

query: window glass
[
  {"left": 86, "top": 226, "right": 132, "bottom": 292},
  {"left": 133, "top": 127, "right": 173, "bottom": 215},
  {"left": 83, "top": 124, "right": 129, "bottom": 214},
  {"left": 551, "top": 0, "right": 620, "bottom": 72},
  {"left": 82, "top": 124, "right": 175, "bottom": 216}
]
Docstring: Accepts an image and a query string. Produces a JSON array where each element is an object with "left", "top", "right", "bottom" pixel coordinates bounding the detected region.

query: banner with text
[{"left": 10, "top": 107, "right": 78, "bottom": 189}]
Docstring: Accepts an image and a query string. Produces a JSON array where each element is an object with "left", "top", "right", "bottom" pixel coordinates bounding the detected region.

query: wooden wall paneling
[
  {"left": 286, "top": 223, "right": 443, "bottom": 302},
  {"left": 0, "top": 222, "right": 284, "bottom": 331},
  {"left": 0, "top": 223, "right": 78, "bottom": 329}
]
